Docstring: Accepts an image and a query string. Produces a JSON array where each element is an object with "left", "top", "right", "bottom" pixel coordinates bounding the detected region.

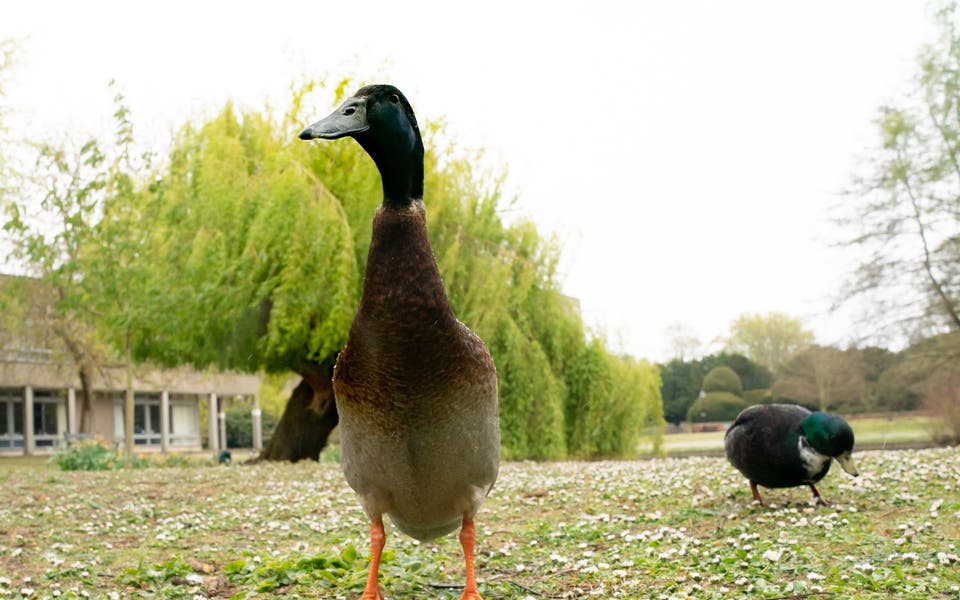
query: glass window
[
  {"left": 134, "top": 404, "right": 146, "bottom": 434},
  {"left": 13, "top": 401, "right": 23, "bottom": 434},
  {"left": 0, "top": 402, "right": 7, "bottom": 435},
  {"left": 150, "top": 404, "right": 160, "bottom": 433},
  {"left": 34, "top": 402, "right": 59, "bottom": 435}
]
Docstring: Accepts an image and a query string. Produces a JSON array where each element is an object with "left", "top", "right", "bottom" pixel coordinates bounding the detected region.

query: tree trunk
[
  {"left": 253, "top": 358, "right": 339, "bottom": 462},
  {"left": 124, "top": 339, "right": 135, "bottom": 462},
  {"left": 77, "top": 363, "right": 95, "bottom": 434}
]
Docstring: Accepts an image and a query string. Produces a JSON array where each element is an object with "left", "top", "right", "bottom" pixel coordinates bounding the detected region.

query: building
[{"left": 0, "top": 275, "right": 259, "bottom": 456}]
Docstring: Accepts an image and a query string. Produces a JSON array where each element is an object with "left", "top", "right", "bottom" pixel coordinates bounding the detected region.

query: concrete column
[
  {"left": 251, "top": 395, "right": 263, "bottom": 452},
  {"left": 23, "top": 386, "right": 34, "bottom": 456},
  {"left": 218, "top": 398, "right": 227, "bottom": 453},
  {"left": 67, "top": 388, "right": 77, "bottom": 435},
  {"left": 208, "top": 393, "right": 218, "bottom": 453},
  {"left": 160, "top": 390, "right": 170, "bottom": 453}
]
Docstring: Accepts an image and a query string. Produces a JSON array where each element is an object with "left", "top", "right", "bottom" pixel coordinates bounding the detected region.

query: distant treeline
[{"left": 658, "top": 338, "right": 960, "bottom": 425}]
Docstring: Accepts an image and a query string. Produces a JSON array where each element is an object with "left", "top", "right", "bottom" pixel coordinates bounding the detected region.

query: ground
[{"left": 1, "top": 447, "right": 958, "bottom": 599}]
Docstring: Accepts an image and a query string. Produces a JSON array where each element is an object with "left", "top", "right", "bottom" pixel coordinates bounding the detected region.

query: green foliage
[
  {"left": 700, "top": 352, "right": 773, "bottom": 390},
  {"left": 686, "top": 391, "right": 749, "bottom": 423},
  {"left": 225, "top": 403, "right": 277, "bottom": 448},
  {"left": 658, "top": 352, "right": 768, "bottom": 424},
  {"left": 658, "top": 358, "right": 703, "bottom": 424},
  {"left": 54, "top": 440, "right": 130, "bottom": 471},
  {"left": 702, "top": 366, "right": 743, "bottom": 395},
  {"left": 258, "top": 372, "right": 297, "bottom": 420},
  {"left": 563, "top": 339, "right": 663, "bottom": 457},
  {"left": 491, "top": 319, "right": 567, "bottom": 460},
  {"left": 53, "top": 440, "right": 212, "bottom": 470},
  {"left": 742, "top": 388, "right": 770, "bottom": 405},
  {"left": 127, "top": 104, "right": 359, "bottom": 372}
]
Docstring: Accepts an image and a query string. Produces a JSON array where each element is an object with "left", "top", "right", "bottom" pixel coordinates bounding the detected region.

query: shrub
[
  {"left": 565, "top": 339, "right": 663, "bottom": 458},
  {"left": 225, "top": 403, "right": 278, "bottom": 449},
  {"left": 54, "top": 439, "right": 148, "bottom": 470},
  {"left": 702, "top": 366, "right": 743, "bottom": 395},
  {"left": 491, "top": 318, "right": 567, "bottom": 461},
  {"left": 687, "top": 391, "right": 749, "bottom": 422},
  {"left": 742, "top": 388, "right": 771, "bottom": 405}
]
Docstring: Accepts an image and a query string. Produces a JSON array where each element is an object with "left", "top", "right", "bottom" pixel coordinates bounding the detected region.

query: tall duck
[
  {"left": 299, "top": 85, "right": 500, "bottom": 600},
  {"left": 724, "top": 403, "right": 858, "bottom": 506}
]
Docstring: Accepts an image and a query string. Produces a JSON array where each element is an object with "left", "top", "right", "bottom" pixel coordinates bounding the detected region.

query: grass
[{"left": 1, "top": 447, "right": 958, "bottom": 599}]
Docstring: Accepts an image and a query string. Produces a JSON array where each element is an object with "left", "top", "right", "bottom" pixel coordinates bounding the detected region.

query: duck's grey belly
[{"left": 337, "top": 380, "right": 499, "bottom": 541}]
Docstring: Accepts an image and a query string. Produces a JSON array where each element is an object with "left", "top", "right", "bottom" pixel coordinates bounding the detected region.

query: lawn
[{"left": 1, "top": 447, "right": 958, "bottom": 599}]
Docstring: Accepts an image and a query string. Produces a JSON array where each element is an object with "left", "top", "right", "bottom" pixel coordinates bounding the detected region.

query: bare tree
[
  {"left": 838, "top": 2, "right": 960, "bottom": 340},
  {"left": 773, "top": 345, "right": 867, "bottom": 413}
]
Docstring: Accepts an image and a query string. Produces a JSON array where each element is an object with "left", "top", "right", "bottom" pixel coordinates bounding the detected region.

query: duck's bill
[
  {"left": 836, "top": 452, "right": 859, "bottom": 477},
  {"left": 299, "top": 99, "right": 369, "bottom": 140}
]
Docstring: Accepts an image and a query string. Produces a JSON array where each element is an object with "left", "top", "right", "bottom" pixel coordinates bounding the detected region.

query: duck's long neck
[
  {"left": 358, "top": 201, "right": 454, "bottom": 328},
  {"left": 357, "top": 132, "right": 424, "bottom": 204}
]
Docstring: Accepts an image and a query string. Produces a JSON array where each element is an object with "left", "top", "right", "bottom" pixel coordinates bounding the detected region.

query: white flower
[
  {"left": 762, "top": 548, "right": 783, "bottom": 561},
  {"left": 807, "top": 572, "right": 825, "bottom": 581}
]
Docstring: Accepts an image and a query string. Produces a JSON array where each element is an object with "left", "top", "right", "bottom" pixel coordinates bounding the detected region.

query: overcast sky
[{"left": 0, "top": 1, "right": 940, "bottom": 362}]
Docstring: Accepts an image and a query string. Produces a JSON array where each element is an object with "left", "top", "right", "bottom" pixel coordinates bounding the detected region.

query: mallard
[
  {"left": 724, "top": 403, "right": 858, "bottom": 506},
  {"left": 299, "top": 84, "right": 500, "bottom": 600}
]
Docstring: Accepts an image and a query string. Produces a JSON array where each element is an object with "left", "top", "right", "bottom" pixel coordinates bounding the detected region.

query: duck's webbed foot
[
  {"left": 750, "top": 481, "right": 765, "bottom": 506},
  {"left": 809, "top": 484, "right": 831, "bottom": 506}
]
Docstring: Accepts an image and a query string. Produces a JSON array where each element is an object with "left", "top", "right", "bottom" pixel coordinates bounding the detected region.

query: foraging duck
[
  {"left": 724, "top": 404, "right": 858, "bottom": 506},
  {"left": 299, "top": 85, "right": 500, "bottom": 600}
]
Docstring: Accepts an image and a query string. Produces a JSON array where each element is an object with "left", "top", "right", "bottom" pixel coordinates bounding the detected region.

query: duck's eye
[
  {"left": 389, "top": 94, "right": 400, "bottom": 105},
  {"left": 344, "top": 106, "right": 356, "bottom": 116}
]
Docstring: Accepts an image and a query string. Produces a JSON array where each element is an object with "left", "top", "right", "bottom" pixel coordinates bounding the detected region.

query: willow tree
[
  {"left": 110, "top": 79, "right": 662, "bottom": 461},
  {"left": 122, "top": 101, "right": 358, "bottom": 460}
]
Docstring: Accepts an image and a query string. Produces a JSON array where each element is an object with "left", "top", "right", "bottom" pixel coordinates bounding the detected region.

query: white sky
[{"left": 0, "top": 1, "right": 940, "bottom": 362}]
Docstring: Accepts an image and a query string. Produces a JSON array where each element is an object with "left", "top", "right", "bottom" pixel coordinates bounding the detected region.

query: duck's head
[
  {"left": 299, "top": 84, "right": 423, "bottom": 203},
  {"left": 801, "top": 412, "right": 858, "bottom": 476}
]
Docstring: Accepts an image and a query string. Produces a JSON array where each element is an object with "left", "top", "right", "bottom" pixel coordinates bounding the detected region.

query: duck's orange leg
[
  {"left": 809, "top": 484, "right": 831, "bottom": 506},
  {"left": 750, "top": 481, "right": 765, "bottom": 506},
  {"left": 361, "top": 517, "right": 385, "bottom": 600},
  {"left": 458, "top": 516, "right": 483, "bottom": 600}
]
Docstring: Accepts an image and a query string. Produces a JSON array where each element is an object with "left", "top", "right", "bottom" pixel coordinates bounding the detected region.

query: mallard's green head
[{"left": 801, "top": 412, "right": 858, "bottom": 476}]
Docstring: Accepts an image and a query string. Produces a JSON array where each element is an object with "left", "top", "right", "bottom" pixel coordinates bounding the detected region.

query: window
[
  {"left": 32, "top": 390, "right": 65, "bottom": 448},
  {"left": 110, "top": 392, "right": 201, "bottom": 448},
  {"left": 169, "top": 394, "right": 200, "bottom": 447},
  {"left": 113, "top": 393, "right": 162, "bottom": 445},
  {"left": 0, "top": 389, "right": 23, "bottom": 449}
]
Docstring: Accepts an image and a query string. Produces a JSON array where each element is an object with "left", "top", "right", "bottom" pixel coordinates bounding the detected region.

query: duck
[
  {"left": 723, "top": 403, "right": 858, "bottom": 506},
  {"left": 299, "top": 84, "right": 500, "bottom": 600}
]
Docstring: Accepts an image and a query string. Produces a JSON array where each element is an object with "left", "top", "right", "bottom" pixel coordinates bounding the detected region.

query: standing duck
[
  {"left": 299, "top": 85, "right": 500, "bottom": 600},
  {"left": 724, "top": 404, "right": 858, "bottom": 506}
]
